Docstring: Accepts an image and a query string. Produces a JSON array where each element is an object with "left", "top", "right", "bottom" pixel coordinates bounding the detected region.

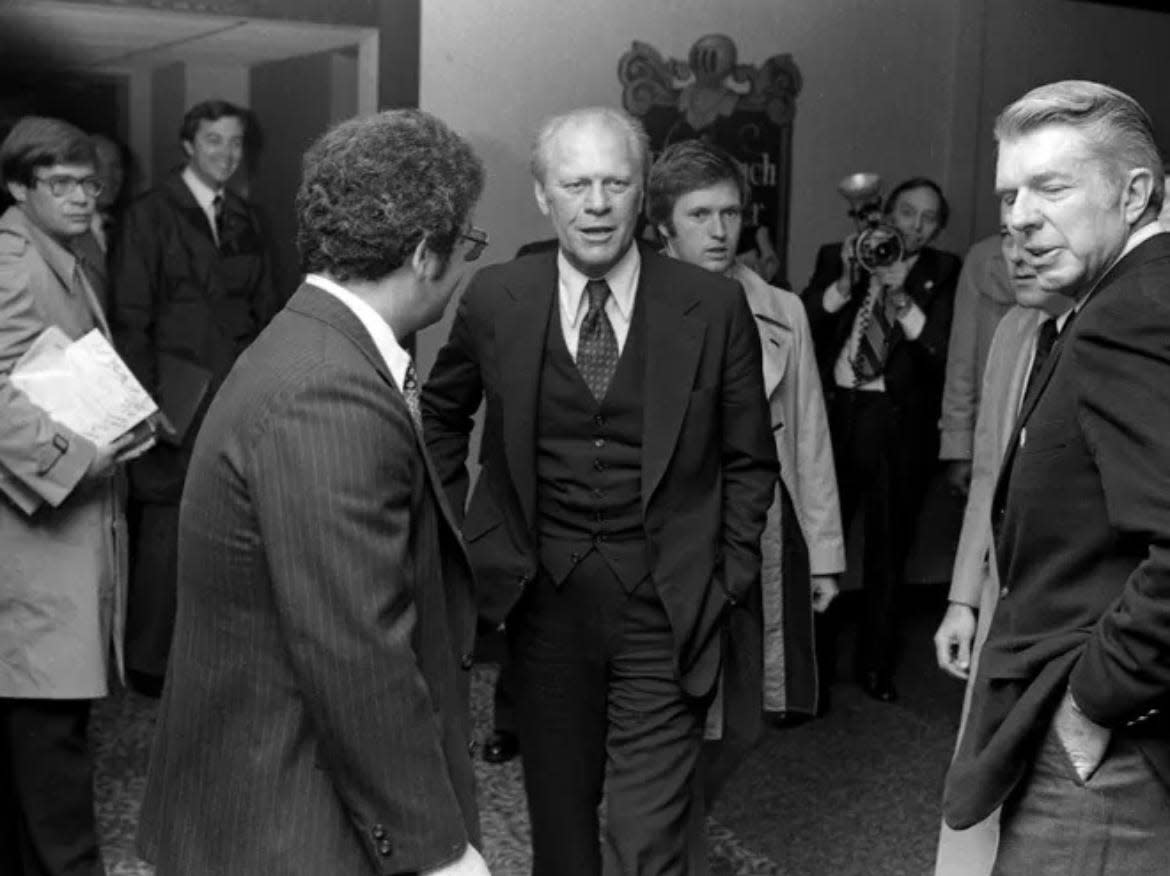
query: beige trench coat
[
  {"left": 0, "top": 205, "right": 126, "bottom": 699},
  {"left": 732, "top": 264, "right": 844, "bottom": 713}
]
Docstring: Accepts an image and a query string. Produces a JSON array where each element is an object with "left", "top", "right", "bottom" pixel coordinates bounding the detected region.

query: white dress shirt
[
  {"left": 181, "top": 166, "right": 224, "bottom": 246},
  {"left": 556, "top": 243, "right": 640, "bottom": 359},
  {"left": 304, "top": 273, "right": 411, "bottom": 393}
]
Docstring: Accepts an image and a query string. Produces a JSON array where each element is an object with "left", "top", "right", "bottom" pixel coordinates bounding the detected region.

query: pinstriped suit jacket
[{"left": 138, "top": 284, "right": 479, "bottom": 875}]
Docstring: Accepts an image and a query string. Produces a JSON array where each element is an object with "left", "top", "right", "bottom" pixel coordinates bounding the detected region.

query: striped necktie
[{"left": 402, "top": 360, "right": 423, "bottom": 433}]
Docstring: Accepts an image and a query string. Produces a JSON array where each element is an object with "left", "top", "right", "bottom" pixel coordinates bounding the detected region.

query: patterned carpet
[{"left": 92, "top": 666, "right": 782, "bottom": 875}]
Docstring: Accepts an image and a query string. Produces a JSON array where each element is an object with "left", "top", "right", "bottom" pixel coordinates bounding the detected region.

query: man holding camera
[{"left": 802, "top": 178, "right": 960, "bottom": 705}]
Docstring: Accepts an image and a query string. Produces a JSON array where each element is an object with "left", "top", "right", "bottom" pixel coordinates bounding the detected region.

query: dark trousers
[
  {"left": 509, "top": 551, "right": 706, "bottom": 876},
  {"left": 492, "top": 656, "right": 516, "bottom": 735},
  {"left": 994, "top": 720, "right": 1170, "bottom": 875},
  {"left": 125, "top": 501, "right": 179, "bottom": 678},
  {"left": 0, "top": 699, "right": 104, "bottom": 876},
  {"left": 822, "top": 389, "right": 933, "bottom": 682}
]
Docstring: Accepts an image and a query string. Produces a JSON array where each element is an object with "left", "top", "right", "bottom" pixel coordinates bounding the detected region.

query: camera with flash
[{"left": 837, "top": 173, "right": 904, "bottom": 272}]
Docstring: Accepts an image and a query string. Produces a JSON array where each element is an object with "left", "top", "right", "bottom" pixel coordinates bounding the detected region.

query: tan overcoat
[{"left": 0, "top": 205, "right": 126, "bottom": 699}]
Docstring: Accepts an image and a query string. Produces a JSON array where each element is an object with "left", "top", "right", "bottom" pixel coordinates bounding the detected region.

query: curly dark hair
[
  {"left": 646, "top": 139, "right": 748, "bottom": 235},
  {"left": 296, "top": 109, "right": 484, "bottom": 283}
]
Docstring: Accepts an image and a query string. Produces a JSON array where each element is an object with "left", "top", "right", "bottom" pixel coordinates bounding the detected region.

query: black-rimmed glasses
[
  {"left": 35, "top": 174, "right": 104, "bottom": 199},
  {"left": 460, "top": 226, "right": 489, "bottom": 262}
]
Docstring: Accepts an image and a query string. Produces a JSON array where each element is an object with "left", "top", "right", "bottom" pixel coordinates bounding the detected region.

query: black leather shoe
[
  {"left": 861, "top": 673, "right": 898, "bottom": 703},
  {"left": 482, "top": 730, "right": 519, "bottom": 764}
]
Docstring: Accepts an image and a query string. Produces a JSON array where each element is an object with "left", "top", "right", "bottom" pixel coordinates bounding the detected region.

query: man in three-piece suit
[
  {"left": 802, "top": 178, "right": 961, "bottom": 704},
  {"left": 932, "top": 230, "right": 1072, "bottom": 876},
  {"left": 138, "top": 109, "right": 490, "bottom": 876},
  {"left": 109, "top": 99, "right": 277, "bottom": 695},
  {"left": 422, "top": 107, "right": 777, "bottom": 874},
  {"left": 944, "top": 80, "right": 1170, "bottom": 874}
]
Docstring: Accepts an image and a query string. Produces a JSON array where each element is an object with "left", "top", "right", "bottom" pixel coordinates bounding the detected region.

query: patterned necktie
[
  {"left": 576, "top": 278, "right": 619, "bottom": 402},
  {"left": 212, "top": 193, "right": 225, "bottom": 246},
  {"left": 850, "top": 280, "right": 896, "bottom": 384},
  {"left": 1021, "top": 317, "right": 1060, "bottom": 403},
  {"left": 402, "top": 360, "right": 423, "bottom": 433}
]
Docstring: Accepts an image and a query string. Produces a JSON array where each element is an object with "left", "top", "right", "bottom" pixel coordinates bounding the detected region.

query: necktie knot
[{"left": 585, "top": 279, "right": 610, "bottom": 316}]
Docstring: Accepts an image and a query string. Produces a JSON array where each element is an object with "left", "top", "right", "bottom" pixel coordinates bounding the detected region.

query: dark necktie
[
  {"left": 576, "top": 279, "right": 619, "bottom": 402},
  {"left": 850, "top": 281, "right": 896, "bottom": 384},
  {"left": 402, "top": 360, "right": 423, "bottom": 433},
  {"left": 1021, "top": 317, "right": 1060, "bottom": 403},
  {"left": 212, "top": 193, "right": 225, "bottom": 246}
]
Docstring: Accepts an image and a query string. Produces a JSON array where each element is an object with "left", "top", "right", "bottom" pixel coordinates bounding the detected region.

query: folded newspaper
[{"left": 11, "top": 326, "right": 164, "bottom": 447}]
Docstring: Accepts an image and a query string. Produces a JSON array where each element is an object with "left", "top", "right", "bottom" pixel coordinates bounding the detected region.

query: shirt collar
[
  {"left": 1075, "top": 221, "right": 1167, "bottom": 313},
  {"left": 304, "top": 273, "right": 411, "bottom": 392},
  {"left": 558, "top": 242, "right": 640, "bottom": 329},
  {"left": 181, "top": 165, "right": 222, "bottom": 213}
]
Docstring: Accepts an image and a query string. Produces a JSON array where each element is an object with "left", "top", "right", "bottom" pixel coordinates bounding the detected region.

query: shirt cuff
[
  {"left": 822, "top": 280, "right": 850, "bottom": 313},
  {"left": 897, "top": 302, "right": 926, "bottom": 340}
]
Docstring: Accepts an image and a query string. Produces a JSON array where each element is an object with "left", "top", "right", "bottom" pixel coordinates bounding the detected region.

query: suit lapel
[
  {"left": 642, "top": 254, "right": 705, "bottom": 507},
  {"left": 16, "top": 210, "right": 111, "bottom": 338},
  {"left": 496, "top": 255, "right": 557, "bottom": 528},
  {"left": 734, "top": 265, "right": 790, "bottom": 398}
]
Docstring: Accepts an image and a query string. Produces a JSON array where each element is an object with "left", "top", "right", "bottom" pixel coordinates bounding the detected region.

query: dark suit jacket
[
  {"left": 801, "top": 244, "right": 960, "bottom": 443},
  {"left": 109, "top": 171, "right": 277, "bottom": 502},
  {"left": 422, "top": 247, "right": 778, "bottom": 697},
  {"left": 944, "top": 231, "right": 1170, "bottom": 829},
  {"left": 137, "top": 285, "right": 479, "bottom": 875}
]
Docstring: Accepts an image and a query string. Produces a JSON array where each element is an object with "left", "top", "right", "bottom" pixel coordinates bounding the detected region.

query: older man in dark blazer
[
  {"left": 423, "top": 107, "right": 777, "bottom": 875},
  {"left": 945, "top": 80, "right": 1170, "bottom": 874},
  {"left": 138, "top": 110, "right": 489, "bottom": 876}
]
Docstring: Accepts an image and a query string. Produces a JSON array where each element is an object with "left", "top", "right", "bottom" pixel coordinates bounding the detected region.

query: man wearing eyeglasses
[
  {"left": 0, "top": 116, "right": 140, "bottom": 876},
  {"left": 109, "top": 98, "right": 278, "bottom": 698},
  {"left": 138, "top": 110, "right": 491, "bottom": 876}
]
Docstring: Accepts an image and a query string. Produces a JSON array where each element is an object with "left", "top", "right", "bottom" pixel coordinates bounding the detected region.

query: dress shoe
[
  {"left": 481, "top": 730, "right": 519, "bottom": 764},
  {"left": 861, "top": 672, "right": 898, "bottom": 703},
  {"left": 766, "top": 711, "right": 813, "bottom": 729}
]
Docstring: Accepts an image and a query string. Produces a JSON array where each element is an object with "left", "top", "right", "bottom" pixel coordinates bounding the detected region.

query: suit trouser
[
  {"left": 125, "top": 501, "right": 179, "bottom": 679},
  {"left": 823, "top": 389, "right": 933, "bottom": 682},
  {"left": 509, "top": 551, "right": 707, "bottom": 876},
  {"left": 0, "top": 698, "right": 104, "bottom": 876},
  {"left": 993, "top": 719, "right": 1170, "bottom": 876}
]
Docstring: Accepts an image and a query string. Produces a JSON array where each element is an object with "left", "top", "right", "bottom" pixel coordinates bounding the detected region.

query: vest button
[
  {"left": 461, "top": 653, "right": 474, "bottom": 670},
  {"left": 594, "top": 533, "right": 607, "bottom": 544},
  {"left": 593, "top": 459, "right": 605, "bottom": 471},
  {"left": 594, "top": 414, "right": 606, "bottom": 427},
  {"left": 594, "top": 437, "right": 605, "bottom": 448}
]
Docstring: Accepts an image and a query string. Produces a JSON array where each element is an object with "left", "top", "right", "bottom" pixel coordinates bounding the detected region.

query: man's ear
[
  {"left": 1121, "top": 167, "right": 1155, "bottom": 224},
  {"left": 534, "top": 180, "right": 551, "bottom": 217},
  {"left": 181, "top": 139, "right": 194, "bottom": 161},
  {"left": 411, "top": 237, "right": 443, "bottom": 282},
  {"left": 6, "top": 181, "right": 27, "bottom": 204}
]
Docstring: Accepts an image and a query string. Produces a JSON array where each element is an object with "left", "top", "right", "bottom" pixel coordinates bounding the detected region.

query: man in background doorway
[{"left": 109, "top": 98, "right": 277, "bottom": 696}]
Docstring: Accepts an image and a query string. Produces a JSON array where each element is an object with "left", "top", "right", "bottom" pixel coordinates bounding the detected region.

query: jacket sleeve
[
  {"left": 786, "top": 297, "right": 845, "bottom": 575},
  {"left": 1067, "top": 285, "right": 1170, "bottom": 727},
  {"left": 0, "top": 235, "right": 95, "bottom": 512},
  {"left": 421, "top": 277, "right": 488, "bottom": 521},
  {"left": 720, "top": 289, "right": 781, "bottom": 603},
  {"left": 947, "top": 316, "right": 1020, "bottom": 607},
  {"left": 251, "top": 370, "right": 468, "bottom": 874},
  {"left": 938, "top": 254, "right": 982, "bottom": 460},
  {"left": 108, "top": 202, "right": 162, "bottom": 394}
]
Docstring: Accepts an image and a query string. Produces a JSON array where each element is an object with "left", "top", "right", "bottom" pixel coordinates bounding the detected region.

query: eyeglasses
[
  {"left": 460, "top": 226, "right": 489, "bottom": 262},
  {"left": 35, "top": 174, "right": 104, "bottom": 199}
]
